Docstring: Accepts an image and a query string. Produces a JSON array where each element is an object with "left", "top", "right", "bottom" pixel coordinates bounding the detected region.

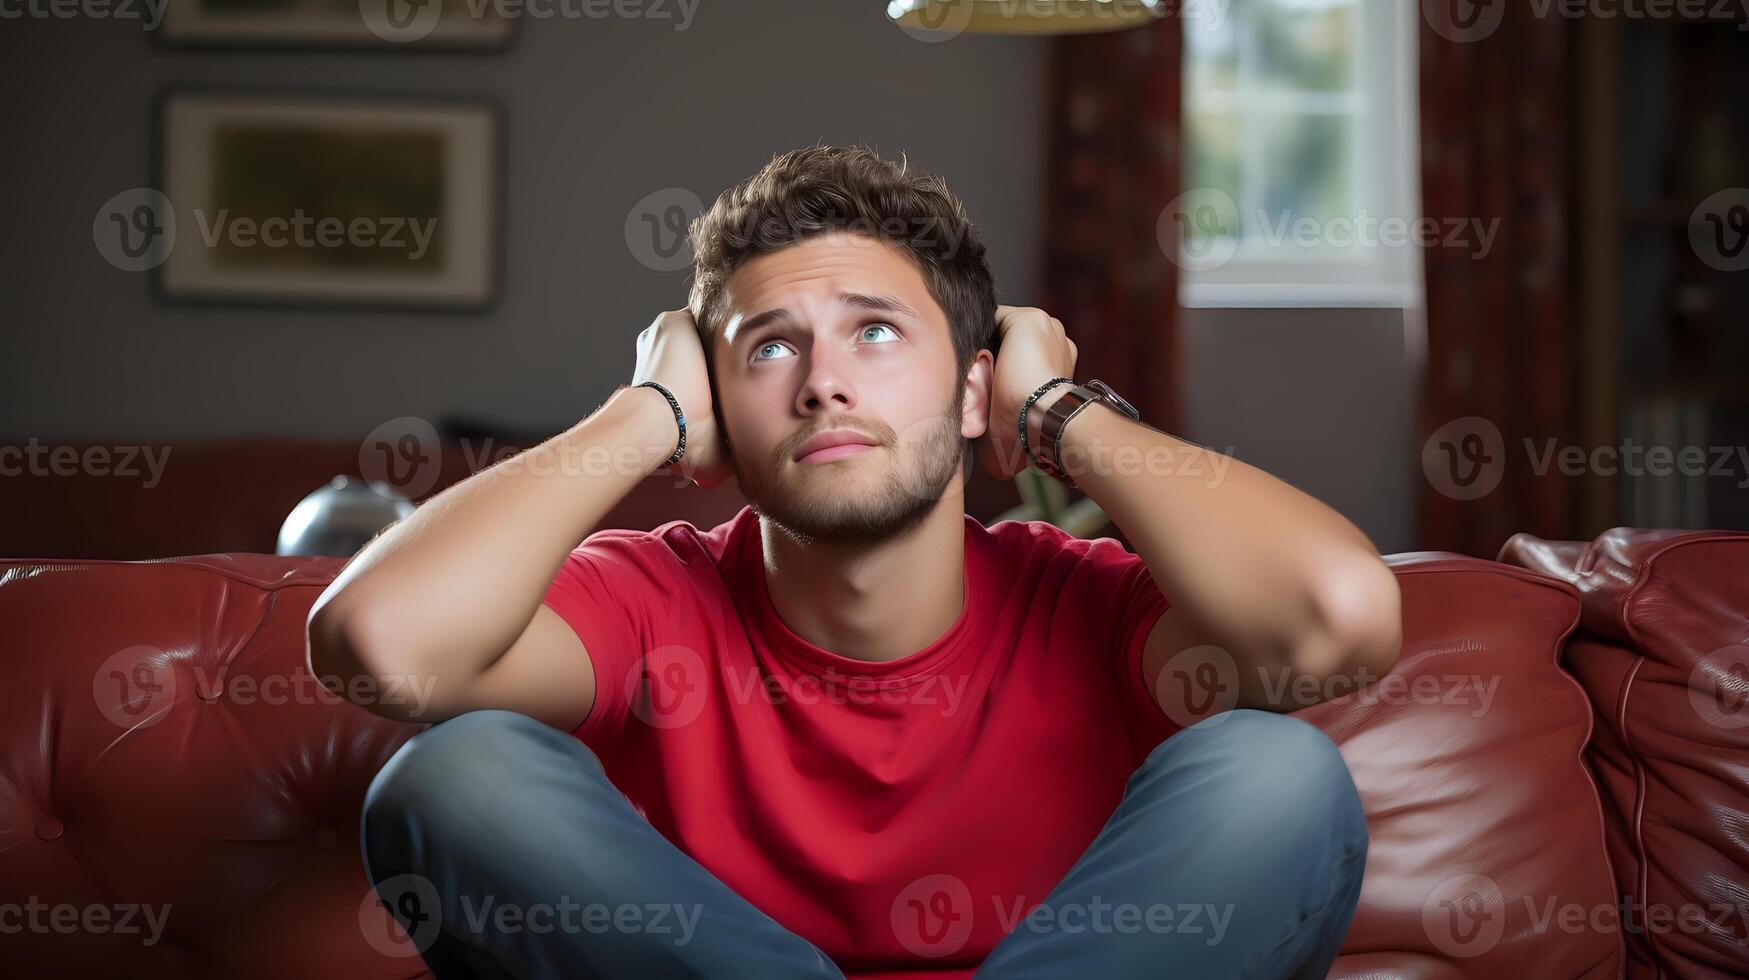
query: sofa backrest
[
  {"left": 0, "top": 436, "right": 759, "bottom": 561},
  {"left": 1501, "top": 528, "right": 1749, "bottom": 979},
  {"left": 0, "top": 554, "right": 425, "bottom": 979}
]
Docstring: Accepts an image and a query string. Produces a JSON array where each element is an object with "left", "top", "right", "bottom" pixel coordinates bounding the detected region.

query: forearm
[
  {"left": 307, "top": 383, "right": 678, "bottom": 683},
  {"left": 1049, "top": 398, "right": 1400, "bottom": 677}
]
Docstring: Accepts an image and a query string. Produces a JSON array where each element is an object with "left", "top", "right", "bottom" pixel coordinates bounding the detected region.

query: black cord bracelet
[
  {"left": 636, "top": 380, "right": 687, "bottom": 467},
  {"left": 1018, "top": 376, "right": 1074, "bottom": 470}
]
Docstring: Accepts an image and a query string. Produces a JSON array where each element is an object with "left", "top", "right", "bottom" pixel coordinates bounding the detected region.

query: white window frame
[{"left": 1177, "top": 0, "right": 1422, "bottom": 309}]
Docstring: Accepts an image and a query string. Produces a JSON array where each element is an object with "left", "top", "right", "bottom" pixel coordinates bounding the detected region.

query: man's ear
[{"left": 959, "top": 349, "right": 995, "bottom": 440}]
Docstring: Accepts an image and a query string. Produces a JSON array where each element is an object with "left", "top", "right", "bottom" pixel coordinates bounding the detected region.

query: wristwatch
[{"left": 1033, "top": 380, "right": 1141, "bottom": 484}]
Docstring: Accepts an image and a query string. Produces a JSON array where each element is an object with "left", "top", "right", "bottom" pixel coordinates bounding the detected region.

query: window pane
[
  {"left": 1185, "top": 110, "right": 1241, "bottom": 235},
  {"left": 1252, "top": 111, "right": 1352, "bottom": 234},
  {"left": 1254, "top": 0, "right": 1357, "bottom": 93},
  {"left": 1183, "top": 0, "right": 1239, "bottom": 95}
]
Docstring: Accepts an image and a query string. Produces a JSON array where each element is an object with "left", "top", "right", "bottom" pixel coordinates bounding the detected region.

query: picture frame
[
  {"left": 153, "top": 87, "right": 505, "bottom": 313},
  {"left": 156, "top": 0, "right": 517, "bottom": 50}
]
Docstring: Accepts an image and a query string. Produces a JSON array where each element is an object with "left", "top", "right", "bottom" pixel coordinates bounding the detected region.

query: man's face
[{"left": 713, "top": 232, "right": 991, "bottom": 545}]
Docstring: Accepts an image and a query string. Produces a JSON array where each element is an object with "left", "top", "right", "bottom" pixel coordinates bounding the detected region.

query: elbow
[
  {"left": 1296, "top": 554, "right": 1403, "bottom": 684},
  {"left": 308, "top": 593, "right": 446, "bottom": 724},
  {"left": 306, "top": 596, "right": 393, "bottom": 705}
]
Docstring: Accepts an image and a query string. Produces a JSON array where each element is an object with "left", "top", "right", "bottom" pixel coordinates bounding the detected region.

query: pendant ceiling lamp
[{"left": 887, "top": 0, "right": 1167, "bottom": 35}]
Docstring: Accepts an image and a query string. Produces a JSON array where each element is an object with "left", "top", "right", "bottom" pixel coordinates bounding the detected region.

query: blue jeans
[{"left": 361, "top": 708, "right": 1367, "bottom": 979}]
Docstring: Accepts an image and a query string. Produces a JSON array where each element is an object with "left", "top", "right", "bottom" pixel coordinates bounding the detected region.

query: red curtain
[
  {"left": 1043, "top": 21, "right": 1184, "bottom": 437},
  {"left": 1418, "top": 3, "right": 1580, "bottom": 556}
]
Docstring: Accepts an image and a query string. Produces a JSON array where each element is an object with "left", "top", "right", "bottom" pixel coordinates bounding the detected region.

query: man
[{"left": 310, "top": 145, "right": 1401, "bottom": 979}]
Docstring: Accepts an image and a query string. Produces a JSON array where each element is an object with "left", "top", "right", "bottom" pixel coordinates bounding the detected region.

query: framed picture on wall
[
  {"left": 156, "top": 0, "right": 516, "bottom": 49},
  {"left": 154, "top": 88, "right": 503, "bottom": 312}
]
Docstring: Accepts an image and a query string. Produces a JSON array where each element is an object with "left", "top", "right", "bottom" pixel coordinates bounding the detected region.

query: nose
[{"left": 794, "top": 341, "right": 857, "bottom": 417}]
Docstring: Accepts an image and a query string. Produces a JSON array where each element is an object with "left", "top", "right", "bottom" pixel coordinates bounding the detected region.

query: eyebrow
[{"left": 730, "top": 292, "right": 922, "bottom": 347}]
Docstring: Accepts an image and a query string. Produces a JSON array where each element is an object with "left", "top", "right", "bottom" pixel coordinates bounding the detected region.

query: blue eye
[
  {"left": 861, "top": 323, "right": 899, "bottom": 343},
  {"left": 754, "top": 341, "right": 793, "bottom": 361}
]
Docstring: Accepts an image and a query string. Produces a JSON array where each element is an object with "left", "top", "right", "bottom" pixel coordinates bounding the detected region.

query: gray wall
[
  {"left": 1, "top": 8, "right": 1416, "bottom": 549},
  {"left": 0, "top": 2, "right": 1044, "bottom": 443},
  {"left": 1183, "top": 307, "right": 1417, "bottom": 554}
]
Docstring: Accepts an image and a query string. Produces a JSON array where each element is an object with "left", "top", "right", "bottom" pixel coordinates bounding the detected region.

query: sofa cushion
[
  {"left": 1307, "top": 554, "right": 1621, "bottom": 979},
  {"left": 1501, "top": 529, "right": 1749, "bottom": 979}
]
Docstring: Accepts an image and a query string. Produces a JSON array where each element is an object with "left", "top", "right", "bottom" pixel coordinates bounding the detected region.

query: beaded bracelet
[
  {"left": 1017, "top": 376, "right": 1074, "bottom": 470},
  {"left": 636, "top": 380, "right": 687, "bottom": 468}
]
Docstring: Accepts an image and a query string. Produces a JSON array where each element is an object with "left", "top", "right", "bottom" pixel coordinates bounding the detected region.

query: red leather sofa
[{"left": 2, "top": 527, "right": 1745, "bottom": 978}]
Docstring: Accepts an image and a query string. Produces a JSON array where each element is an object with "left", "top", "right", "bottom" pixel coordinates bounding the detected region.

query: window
[{"left": 1177, "top": 0, "right": 1420, "bottom": 307}]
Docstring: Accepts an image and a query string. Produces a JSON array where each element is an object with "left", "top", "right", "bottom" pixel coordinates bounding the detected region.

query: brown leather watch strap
[{"left": 1035, "top": 384, "right": 1100, "bottom": 483}]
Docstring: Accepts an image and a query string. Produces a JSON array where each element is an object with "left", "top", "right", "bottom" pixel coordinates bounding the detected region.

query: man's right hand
[
  {"left": 308, "top": 307, "right": 734, "bottom": 733},
  {"left": 631, "top": 308, "right": 733, "bottom": 488}
]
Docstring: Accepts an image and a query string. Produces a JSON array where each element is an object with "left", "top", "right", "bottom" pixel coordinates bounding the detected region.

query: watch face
[{"left": 1089, "top": 380, "right": 1140, "bottom": 419}]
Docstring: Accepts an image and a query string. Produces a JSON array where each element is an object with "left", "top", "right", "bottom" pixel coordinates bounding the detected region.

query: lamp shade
[{"left": 887, "top": 0, "right": 1166, "bottom": 35}]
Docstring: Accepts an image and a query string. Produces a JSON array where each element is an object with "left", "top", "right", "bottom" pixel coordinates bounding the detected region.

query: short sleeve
[
  {"left": 1080, "top": 539, "right": 1179, "bottom": 753},
  {"left": 540, "top": 529, "right": 674, "bottom": 749}
]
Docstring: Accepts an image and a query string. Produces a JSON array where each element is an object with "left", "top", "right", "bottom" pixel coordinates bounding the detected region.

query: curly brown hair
[{"left": 686, "top": 144, "right": 997, "bottom": 384}]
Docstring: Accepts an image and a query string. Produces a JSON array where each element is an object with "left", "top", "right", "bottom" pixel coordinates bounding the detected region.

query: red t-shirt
[{"left": 540, "top": 504, "right": 1177, "bottom": 979}]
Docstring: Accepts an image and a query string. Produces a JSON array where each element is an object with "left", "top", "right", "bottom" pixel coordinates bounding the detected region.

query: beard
[{"left": 729, "top": 386, "right": 968, "bottom": 547}]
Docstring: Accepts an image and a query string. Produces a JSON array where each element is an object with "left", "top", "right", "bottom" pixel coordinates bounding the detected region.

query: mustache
[{"left": 783, "top": 421, "right": 893, "bottom": 458}]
